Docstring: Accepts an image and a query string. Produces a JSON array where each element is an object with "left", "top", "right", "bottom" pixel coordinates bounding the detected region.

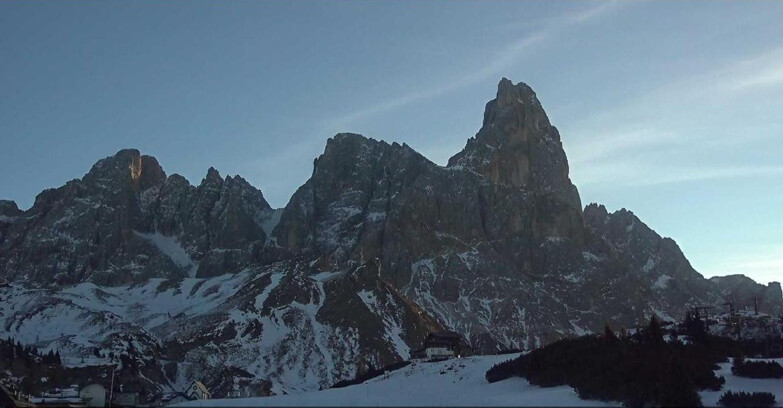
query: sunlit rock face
[{"left": 448, "top": 78, "right": 585, "bottom": 244}]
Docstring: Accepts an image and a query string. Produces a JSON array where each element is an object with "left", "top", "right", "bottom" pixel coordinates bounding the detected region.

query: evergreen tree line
[
  {"left": 731, "top": 355, "right": 783, "bottom": 379},
  {"left": 718, "top": 390, "right": 776, "bottom": 408},
  {"left": 0, "top": 336, "right": 62, "bottom": 369},
  {"left": 486, "top": 317, "right": 726, "bottom": 407}
]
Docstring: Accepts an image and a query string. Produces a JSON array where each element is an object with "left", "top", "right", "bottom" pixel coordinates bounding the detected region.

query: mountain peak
[
  {"left": 448, "top": 78, "right": 579, "bottom": 208},
  {"left": 203, "top": 167, "right": 223, "bottom": 184},
  {"left": 84, "top": 148, "right": 166, "bottom": 191},
  {"left": 489, "top": 78, "right": 541, "bottom": 126},
  {"left": 447, "top": 78, "right": 564, "bottom": 188},
  {"left": 324, "top": 133, "right": 381, "bottom": 154},
  {"left": 0, "top": 200, "right": 21, "bottom": 217}
]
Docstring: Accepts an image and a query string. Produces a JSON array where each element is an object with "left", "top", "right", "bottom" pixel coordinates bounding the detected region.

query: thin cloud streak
[
  {"left": 575, "top": 162, "right": 783, "bottom": 188},
  {"left": 726, "top": 47, "right": 783, "bottom": 92},
  {"left": 327, "top": 1, "right": 625, "bottom": 130},
  {"left": 566, "top": 128, "right": 681, "bottom": 166},
  {"left": 325, "top": 33, "right": 547, "bottom": 131},
  {"left": 704, "top": 246, "right": 783, "bottom": 285},
  {"left": 634, "top": 166, "right": 783, "bottom": 187},
  {"left": 567, "top": 45, "right": 783, "bottom": 135},
  {"left": 566, "top": 45, "right": 783, "bottom": 187}
]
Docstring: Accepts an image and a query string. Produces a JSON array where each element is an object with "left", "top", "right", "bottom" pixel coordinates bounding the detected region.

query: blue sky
[{"left": 1, "top": 1, "right": 781, "bottom": 284}]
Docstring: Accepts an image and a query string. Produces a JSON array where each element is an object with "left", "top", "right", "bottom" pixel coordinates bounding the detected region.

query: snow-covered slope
[
  {"left": 177, "top": 353, "right": 612, "bottom": 407},
  {"left": 0, "top": 259, "right": 440, "bottom": 396},
  {"left": 178, "top": 356, "right": 783, "bottom": 407},
  {"left": 699, "top": 358, "right": 783, "bottom": 407}
]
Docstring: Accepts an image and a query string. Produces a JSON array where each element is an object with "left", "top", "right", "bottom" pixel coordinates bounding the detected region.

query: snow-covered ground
[
  {"left": 177, "top": 353, "right": 615, "bottom": 407},
  {"left": 699, "top": 358, "right": 783, "bottom": 407},
  {"left": 179, "top": 355, "right": 783, "bottom": 407},
  {"left": 0, "top": 269, "right": 255, "bottom": 369}
]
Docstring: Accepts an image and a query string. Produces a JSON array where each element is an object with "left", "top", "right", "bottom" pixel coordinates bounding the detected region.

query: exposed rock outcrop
[{"left": 0, "top": 149, "right": 276, "bottom": 285}]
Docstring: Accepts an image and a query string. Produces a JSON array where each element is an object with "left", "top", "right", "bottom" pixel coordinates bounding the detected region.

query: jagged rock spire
[
  {"left": 448, "top": 78, "right": 575, "bottom": 200},
  {"left": 84, "top": 148, "right": 167, "bottom": 191}
]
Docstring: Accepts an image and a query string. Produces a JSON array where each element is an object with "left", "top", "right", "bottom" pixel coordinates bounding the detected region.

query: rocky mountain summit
[
  {"left": 0, "top": 149, "right": 277, "bottom": 286},
  {"left": 0, "top": 78, "right": 779, "bottom": 398},
  {"left": 710, "top": 274, "right": 783, "bottom": 315}
]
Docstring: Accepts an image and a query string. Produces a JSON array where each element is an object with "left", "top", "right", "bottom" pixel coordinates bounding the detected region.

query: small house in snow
[{"left": 410, "top": 331, "right": 470, "bottom": 361}]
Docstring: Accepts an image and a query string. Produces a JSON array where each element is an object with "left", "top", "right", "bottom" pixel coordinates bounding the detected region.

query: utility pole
[
  {"left": 753, "top": 297, "right": 759, "bottom": 315},
  {"left": 109, "top": 364, "right": 116, "bottom": 408}
]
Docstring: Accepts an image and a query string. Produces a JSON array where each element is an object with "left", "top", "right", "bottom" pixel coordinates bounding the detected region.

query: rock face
[
  {"left": 0, "top": 200, "right": 22, "bottom": 245},
  {"left": 0, "top": 78, "right": 780, "bottom": 397},
  {"left": 710, "top": 274, "right": 783, "bottom": 316},
  {"left": 448, "top": 78, "right": 584, "bottom": 245},
  {"left": 271, "top": 79, "right": 732, "bottom": 352},
  {"left": 0, "top": 149, "right": 276, "bottom": 286},
  {"left": 582, "top": 204, "right": 726, "bottom": 319}
]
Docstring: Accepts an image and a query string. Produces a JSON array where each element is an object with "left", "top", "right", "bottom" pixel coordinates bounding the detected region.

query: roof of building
[
  {"left": 425, "top": 341, "right": 453, "bottom": 348},
  {"left": 431, "top": 330, "right": 461, "bottom": 337}
]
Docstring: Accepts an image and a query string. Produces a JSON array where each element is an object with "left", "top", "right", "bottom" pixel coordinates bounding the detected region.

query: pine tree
[
  {"left": 731, "top": 353, "right": 745, "bottom": 375},
  {"left": 604, "top": 323, "right": 619, "bottom": 344},
  {"left": 645, "top": 316, "right": 664, "bottom": 346}
]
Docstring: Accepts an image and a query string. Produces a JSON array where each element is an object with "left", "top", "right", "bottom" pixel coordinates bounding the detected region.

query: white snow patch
[
  {"left": 365, "top": 211, "right": 387, "bottom": 222},
  {"left": 642, "top": 257, "right": 656, "bottom": 273},
  {"left": 569, "top": 319, "right": 590, "bottom": 336},
  {"left": 357, "top": 290, "right": 410, "bottom": 360},
  {"left": 653, "top": 274, "right": 673, "bottom": 290},
  {"left": 357, "top": 290, "right": 378, "bottom": 311},
  {"left": 582, "top": 251, "right": 600, "bottom": 262},
  {"left": 311, "top": 271, "right": 343, "bottom": 282},
  {"left": 699, "top": 358, "right": 783, "bottom": 407},
  {"left": 255, "top": 273, "right": 284, "bottom": 310},
  {"left": 134, "top": 231, "right": 198, "bottom": 277},
  {"left": 545, "top": 236, "right": 565, "bottom": 244}
]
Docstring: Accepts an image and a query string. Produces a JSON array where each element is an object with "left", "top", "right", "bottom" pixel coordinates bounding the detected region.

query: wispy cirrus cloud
[
  {"left": 566, "top": 46, "right": 783, "bottom": 188},
  {"left": 704, "top": 245, "right": 783, "bottom": 285},
  {"left": 725, "top": 47, "right": 783, "bottom": 92},
  {"left": 576, "top": 160, "right": 783, "bottom": 188},
  {"left": 327, "top": 1, "right": 627, "bottom": 131}
]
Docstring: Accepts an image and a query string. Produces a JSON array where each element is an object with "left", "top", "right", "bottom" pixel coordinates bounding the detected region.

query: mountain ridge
[{"left": 0, "top": 78, "right": 779, "bottom": 400}]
